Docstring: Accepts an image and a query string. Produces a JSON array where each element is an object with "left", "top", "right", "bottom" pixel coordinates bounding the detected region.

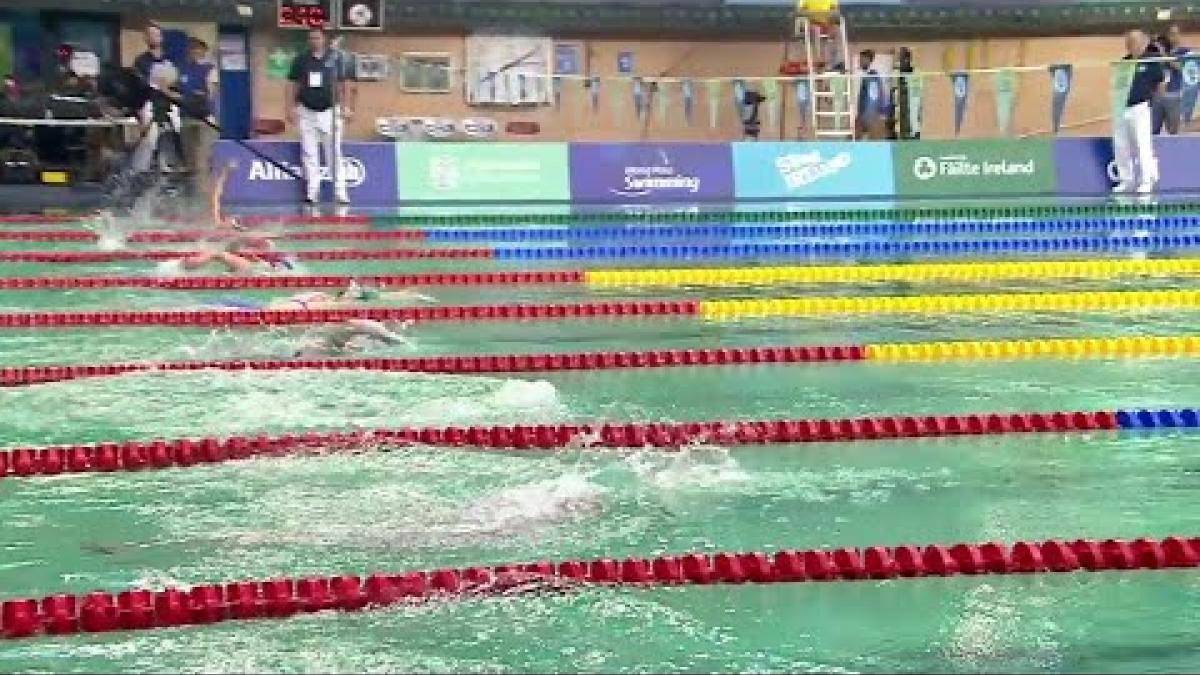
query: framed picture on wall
[{"left": 465, "top": 34, "right": 552, "bottom": 106}]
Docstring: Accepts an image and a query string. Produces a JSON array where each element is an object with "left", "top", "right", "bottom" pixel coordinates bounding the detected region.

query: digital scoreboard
[{"left": 278, "top": 0, "right": 333, "bottom": 29}]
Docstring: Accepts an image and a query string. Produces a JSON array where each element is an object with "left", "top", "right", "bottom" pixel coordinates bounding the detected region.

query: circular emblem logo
[
  {"left": 346, "top": 3, "right": 374, "bottom": 27},
  {"left": 430, "top": 155, "right": 461, "bottom": 191},
  {"left": 339, "top": 157, "right": 367, "bottom": 189},
  {"left": 1053, "top": 68, "right": 1070, "bottom": 94},
  {"left": 1185, "top": 60, "right": 1200, "bottom": 88},
  {"left": 913, "top": 156, "right": 938, "bottom": 181}
]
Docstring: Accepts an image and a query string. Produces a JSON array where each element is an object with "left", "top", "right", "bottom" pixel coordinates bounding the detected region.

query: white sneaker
[
  {"left": 1112, "top": 182, "right": 1134, "bottom": 194},
  {"left": 335, "top": 192, "right": 351, "bottom": 205},
  {"left": 1136, "top": 182, "right": 1156, "bottom": 194}
]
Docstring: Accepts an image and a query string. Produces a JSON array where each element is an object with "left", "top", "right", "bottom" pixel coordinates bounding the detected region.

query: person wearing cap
[
  {"left": 285, "top": 27, "right": 356, "bottom": 205},
  {"left": 1114, "top": 29, "right": 1166, "bottom": 194}
]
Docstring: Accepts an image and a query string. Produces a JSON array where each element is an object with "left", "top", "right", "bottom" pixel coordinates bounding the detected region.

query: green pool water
[{"left": 1, "top": 222, "right": 1199, "bottom": 673}]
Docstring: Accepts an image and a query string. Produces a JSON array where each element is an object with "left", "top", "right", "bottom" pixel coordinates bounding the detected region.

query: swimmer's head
[{"left": 340, "top": 280, "right": 381, "bottom": 302}]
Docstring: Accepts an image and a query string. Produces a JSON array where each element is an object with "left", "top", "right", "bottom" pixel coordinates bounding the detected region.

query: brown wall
[{"left": 130, "top": 25, "right": 1198, "bottom": 142}]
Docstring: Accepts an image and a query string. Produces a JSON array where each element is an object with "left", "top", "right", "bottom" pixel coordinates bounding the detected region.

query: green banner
[
  {"left": 397, "top": 143, "right": 570, "bottom": 202},
  {"left": 893, "top": 140, "right": 1056, "bottom": 197}
]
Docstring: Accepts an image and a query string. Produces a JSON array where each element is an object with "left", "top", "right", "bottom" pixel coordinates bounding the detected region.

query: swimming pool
[{"left": 1, "top": 204, "right": 1199, "bottom": 673}]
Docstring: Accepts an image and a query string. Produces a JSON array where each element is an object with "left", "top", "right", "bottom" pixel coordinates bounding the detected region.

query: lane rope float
[
  {"left": 3, "top": 535, "right": 1197, "bottom": 640},
  {"left": 4, "top": 258, "right": 1200, "bottom": 292},
  {"left": 3, "top": 336, "right": 1199, "bottom": 388},
  {"left": 4, "top": 290, "right": 1200, "bottom": 328},
  {"left": 9, "top": 234, "right": 1200, "bottom": 264},
  {"left": 3, "top": 406, "right": 1198, "bottom": 480},
  {"left": 7, "top": 214, "right": 1200, "bottom": 242}
]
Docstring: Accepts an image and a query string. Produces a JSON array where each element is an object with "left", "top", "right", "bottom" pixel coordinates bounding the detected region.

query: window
[{"left": 400, "top": 53, "right": 451, "bottom": 93}]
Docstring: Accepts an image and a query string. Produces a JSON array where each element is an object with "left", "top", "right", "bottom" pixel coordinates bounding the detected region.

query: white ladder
[{"left": 796, "top": 15, "right": 854, "bottom": 140}]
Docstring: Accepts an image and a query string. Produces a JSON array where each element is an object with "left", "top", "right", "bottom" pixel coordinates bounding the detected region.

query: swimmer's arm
[{"left": 380, "top": 290, "right": 439, "bottom": 304}]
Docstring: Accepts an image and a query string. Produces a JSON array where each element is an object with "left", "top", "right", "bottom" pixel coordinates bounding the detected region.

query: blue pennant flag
[
  {"left": 1048, "top": 64, "right": 1072, "bottom": 133},
  {"left": 950, "top": 72, "right": 970, "bottom": 136},
  {"left": 1181, "top": 54, "right": 1200, "bottom": 124},
  {"left": 682, "top": 79, "right": 695, "bottom": 124}
]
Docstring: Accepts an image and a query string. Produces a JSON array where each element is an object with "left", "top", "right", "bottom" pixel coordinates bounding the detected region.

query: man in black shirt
[
  {"left": 1114, "top": 29, "right": 1165, "bottom": 194},
  {"left": 285, "top": 28, "right": 356, "bottom": 205},
  {"left": 132, "top": 23, "right": 169, "bottom": 80}
]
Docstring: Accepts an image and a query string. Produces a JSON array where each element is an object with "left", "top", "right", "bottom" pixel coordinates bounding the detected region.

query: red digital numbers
[{"left": 279, "top": 1, "right": 330, "bottom": 28}]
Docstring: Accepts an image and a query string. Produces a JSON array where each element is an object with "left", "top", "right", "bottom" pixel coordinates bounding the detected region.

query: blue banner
[
  {"left": 682, "top": 79, "right": 695, "bottom": 124},
  {"left": 951, "top": 72, "right": 970, "bottom": 136},
  {"left": 1048, "top": 64, "right": 1072, "bottom": 133},
  {"left": 795, "top": 79, "right": 812, "bottom": 129},
  {"left": 1182, "top": 55, "right": 1200, "bottom": 124},
  {"left": 732, "top": 141, "right": 895, "bottom": 200}
]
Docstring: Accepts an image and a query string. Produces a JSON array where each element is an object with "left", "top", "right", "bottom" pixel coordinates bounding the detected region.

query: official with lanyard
[
  {"left": 285, "top": 27, "right": 356, "bottom": 205},
  {"left": 1114, "top": 29, "right": 1165, "bottom": 194}
]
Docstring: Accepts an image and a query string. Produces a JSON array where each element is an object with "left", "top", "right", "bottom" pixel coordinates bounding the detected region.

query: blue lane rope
[
  {"left": 1115, "top": 408, "right": 1200, "bottom": 429},
  {"left": 422, "top": 216, "right": 1200, "bottom": 243},
  {"left": 485, "top": 234, "right": 1200, "bottom": 261}
]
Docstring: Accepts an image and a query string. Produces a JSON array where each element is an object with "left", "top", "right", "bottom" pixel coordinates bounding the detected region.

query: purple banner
[
  {"left": 210, "top": 141, "right": 398, "bottom": 205},
  {"left": 1054, "top": 136, "right": 1200, "bottom": 195},
  {"left": 568, "top": 143, "right": 734, "bottom": 203}
]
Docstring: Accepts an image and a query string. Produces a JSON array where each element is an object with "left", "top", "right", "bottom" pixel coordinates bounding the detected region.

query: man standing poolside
[
  {"left": 1113, "top": 29, "right": 1165, "bottom": 194},
  {"left": 285, "top": 27, "right": 356, "bottom": 206}
]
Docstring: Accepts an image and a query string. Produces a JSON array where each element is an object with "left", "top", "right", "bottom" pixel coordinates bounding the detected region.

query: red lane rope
[
  {"left": 0, "top": 249, "right": 491, "bottom": 262},
  {"left": 0, "top": 302, "right": 700, "bottom": 328},
  {"left": 0, "top": 344, "right": 863, "bottom": 387},
  {"left": 0, "top": 409, "right": 1119, "bottom": 480},
  {"left": 0, "top": 272, "right": 583, "bottom": 290},
  {"left": 0, "top": 230, "right": 423, "bottom": 243},
  {"left": 3, "top": 535, "right": 1196, "bottom": 640},
  {"left": 0, "top": 215, "right": 84, "bottom": 225}
]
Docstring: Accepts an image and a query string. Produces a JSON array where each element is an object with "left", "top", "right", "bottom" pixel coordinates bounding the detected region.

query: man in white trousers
[
  {"left": 285, "top": 28, "right": 356, "bottom": 205},
  {"left": 1114, "top": 29, "right": 1166, "bottom": 194}
]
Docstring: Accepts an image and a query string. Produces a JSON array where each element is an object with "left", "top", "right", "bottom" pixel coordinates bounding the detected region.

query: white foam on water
[
  {"left": 455, "top": 472, "right": 606, "bottom": 536},
  {"left": 622, "top": 444, "right": 751, "bottom": 491}
]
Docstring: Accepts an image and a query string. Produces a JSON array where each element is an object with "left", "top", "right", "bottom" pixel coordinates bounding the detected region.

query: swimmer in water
[
  {"left": 158, "top": 235, "right": 297, "bottom": 276},
  {"left": 266, "top": 280, "right": 437, "bottom": 310},
  {"left": 292, "top": 318, "right": 416, "bottom": 357}
]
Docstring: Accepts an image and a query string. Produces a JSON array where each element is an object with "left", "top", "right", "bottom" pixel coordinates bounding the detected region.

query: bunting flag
[
  {"left": 1048, "top": 64, "right": 1072, "bottom": 133},
  {"left": 1110, "top": 61, "right": 1136, "bottom": 128},
  {"left": 905, "top": 73, "right": 925, "bottom": 135},
  {"left": 950, "top": 72, "right": 970, "bottom": 136},
  {"left": 656, "top": 80, "right": 670, "bottom": 126},
  {"left": 795, "top": 78, "right": 812, "bottom": 130},
  {"left": 552, "top": 76, "right": 563, "bottom": 110},
  {"left": 517, "top": 73, "right": 527, "bottom": 103},
  {"left": 682, "top": 79, "right": 695, "bottom": 125},
  {"left": 706, "top": 79, "right": 721, "bottom": 129},
  {"left": 612, "top": 77, "right": 627, "bottom": 120},
  {"left": 763, "top": 78, "right": 779, "bottom": 129},
  {"left": 992, "top": 69, "right": 1017, "bottom": 136},
  {"left": 632, "top": 77, "right": 645, "bottom": 119},
  {"left": 733, "top": 79, "right": 747, "bottom": 115},
  {"left": 589, "top": 76, "right": 601, "bottom": 113},
  {"left": 829, "top": 74, "right": 849, "bottom": 116},
  {"left": 1181, "top": 54, "right": 1200, "bottom": 124}
]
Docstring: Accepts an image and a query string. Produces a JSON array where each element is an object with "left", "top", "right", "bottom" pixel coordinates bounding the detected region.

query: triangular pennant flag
[
  {"left": 706, "top": 79, "right": 721, "bottom": 129},
  {"left": 1181, "top": 55, "right": 1200, "bottom": 123},
  {"left": 762, "top": 78, "right": 779, "bottom": 130},
  {"left": 589, "top": 76, "right": 601, "bottom": 113},
  {"left": 950, "top": 72, "right": 970, "bottom": 136},
  {"left": 992, "top": 69, "right": 1017, "bottom": 136},
  {"left": 1110, "top": 61, "right": 1136, "bottom": 130},
  {"left": 905, "top": 73, "right": 924, "bottom": 135},
  {"left": 632, "top": 77, "right": 645, "bottom": 119},
  {"left": 682, "top": 79, "right": 695, "bottom": 125},
  {"left": 795, "top": 78, "right": 812, "bottom": 131},
  {"left": 656, "top": 80, "right": 670, "bottom": 126},
  {"left": 1048, "top": 64, "right": 1072, "bottom": 133},
  {"left": 517, "top": 73, "right": 527, "bottom": 104},
  {"left": 552, "top": 76, "right": 563, "bottom": 109},
  {"left": 732, "top": 79, "right": 746, "bottom": 117},
  {"left": 829, "top": 74, "right": 849, "bottom": 116}
]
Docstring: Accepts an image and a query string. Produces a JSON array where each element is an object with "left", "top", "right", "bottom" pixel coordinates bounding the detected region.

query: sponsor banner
[
  {"left": 568, "top": 143, "right": 734, "bottom": 204},
  {"left": 732, "top": 141, "right": 895, "bottom": 200},
  {"left": 210, "top": 141, "right": 398, "bottom": 205},
  {"left": 893, "top": 139, "right": 1056, "bottom": 197},
  {"left": 397, "top": 143, "right": 570, "bottom": 202},
  {"left": 1054, "top": 136, "right": 1200, "bottom": 195}
]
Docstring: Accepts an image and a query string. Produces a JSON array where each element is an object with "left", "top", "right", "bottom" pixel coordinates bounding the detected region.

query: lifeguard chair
[{"left": 781, "top": 0, "right": 853, "bottom": 139}]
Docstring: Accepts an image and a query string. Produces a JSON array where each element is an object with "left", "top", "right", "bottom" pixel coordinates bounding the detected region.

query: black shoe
[{"left": 304, "top": 196, "right": 318, "bottom": 206}]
